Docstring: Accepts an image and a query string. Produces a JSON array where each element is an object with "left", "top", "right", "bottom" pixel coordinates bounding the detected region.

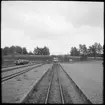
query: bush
[{"left": 80, "top": 54, "right": 88, "bottom": 61}]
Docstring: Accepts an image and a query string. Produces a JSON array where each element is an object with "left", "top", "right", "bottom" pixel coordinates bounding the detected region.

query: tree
[
  {"left": 15, "top": 46, "right": 23, "bottom": 54},
  {"left": 33, "top": 47, "right": 40, "bottom": 55},
  {"left": 1, "top": 48, "right": 4, "bottom": 56},
  {"left": 33, "top": 46, "right": 50, "bottom": 55},
  {"left": 28, "top": 51, "right": 33, "bottom": 55},
  {"left": 79, "top": 44, "right": 88, "bottom": 60},
  {"left": 87, "top": 46, "right": 93, "bottom": 57},
  {"left": 43, "top": 46, "right": 50, "bottom": 55},
  {"left": 70, "top": 47, "right": 80, "bottom": 56},
  {"left": 103, "top": 44, "right": 104, "bottom": 55},
  {"left": 97, "top": 43, "right": 103, "bottom": 56},
  {"left": 102, "top": 45, "right": 104, "bottom": 57},
  {"left": 89, "top": 45, "right": 96, "bottom": 58},
  {"left": 9, "top": 46, "right": 15, "bottom": 54},
  {"left": 88, "top": 42, "right": 103, "bottom": 58},
  {"left": 3, "top": 46, "right": 10, "bottom": 55},
  {"left": 79, "top": 44, "right": 88, "bottom": 55},
  {"left": 22, "top": 47, "right": 28, "bottom": 54}
]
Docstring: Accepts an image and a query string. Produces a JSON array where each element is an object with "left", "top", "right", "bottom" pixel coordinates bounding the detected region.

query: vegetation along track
[
  {"left": 2, "top": 63, "right": 45, "bottom": 82},
  {"left": 21, "top": 63, "right": 92, "bottom": 104}
]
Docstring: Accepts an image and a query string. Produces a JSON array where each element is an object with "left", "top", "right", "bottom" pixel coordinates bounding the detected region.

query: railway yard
[
  {"left": 2, "top": 1, "right": 103, "bottom": 104},
  {"left": 2, "top": 60, "right": 103, "bottom": 104}
]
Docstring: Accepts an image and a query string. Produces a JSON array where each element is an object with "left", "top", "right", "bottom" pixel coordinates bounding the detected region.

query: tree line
[
  {"left": 33, "top": 46, "right": 50, "bottom": 55},
  {"left": 1, "top": 46, "right": 50, "bottom": 56},
  {"left": 1, "top": 42, "right": 104, "bottom": 58},
  {"left": 70, "top": 42, "right": 104, "bottom": 59}
]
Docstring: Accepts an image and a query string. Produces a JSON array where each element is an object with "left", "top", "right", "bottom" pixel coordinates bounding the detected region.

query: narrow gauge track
[
  {"left": 45, "top": 63, "right": 64, "bottom": 104},
  {"left": 2, "top": 62, "right": 40, "bottom": 73},
  {"left": 2, "top": 64, "right": 16, "bottom": 68},
  {"left": 2, "top": 63, "right": 45, "bottom": 82},
  {"left": 2, "top": 63, "right": 42, "bottom": 78},
  {"left": 21, "top": 63, "right": 92, "bottom": 104},
  {"left": 22, "top": 63, "right": 64, "bottom": 104}
]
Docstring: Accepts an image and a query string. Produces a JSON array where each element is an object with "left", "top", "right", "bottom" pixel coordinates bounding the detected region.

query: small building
[{"left": 53, "top": 57, "right": 58, "bottom": 62}]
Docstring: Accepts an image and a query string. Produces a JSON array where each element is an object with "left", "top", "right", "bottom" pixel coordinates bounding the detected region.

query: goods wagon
[{"left": 14, "top": 59, "right": 29, "bottom": 65}]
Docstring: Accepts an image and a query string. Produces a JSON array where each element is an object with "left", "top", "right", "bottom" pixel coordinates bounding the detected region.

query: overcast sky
[{"left": 1, "top": 1, "right": 104, "bottom": 55}]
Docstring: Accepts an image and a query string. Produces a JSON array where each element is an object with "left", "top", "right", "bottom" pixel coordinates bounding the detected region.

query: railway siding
[
  {"left": 23, "top": 63, "right": 64, "bottom": 104},
  {"left": 2, "top": 62, "right": 97, "bottom": 103},
  {"left": 2, "top": 63, "right": 44, "bottom": 82},
  {"left": 23, "top": 65, "right": 53, "bottom": 103},
  {"left": 2, "top": 62, "right": 39, "bottom": 72},
  {"left": 2, "top": 64, "right": 52, "bottom": 103},
  {"left": 21, "top": 63, "right": 92, "bottom": 104}
]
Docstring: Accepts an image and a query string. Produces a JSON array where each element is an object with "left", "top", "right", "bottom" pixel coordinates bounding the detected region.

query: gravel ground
[
  {"left": 24, "top": 66, "right": 53, "bottom": 103},
  {"left": 60, "top": 60, "right": 103, "bottom": 104},
  {"left": 47, "top": 64, "right": 62, "bottom": 104},
  {"left": 2, "top": 64, "right": 52, "bottom": 103}
]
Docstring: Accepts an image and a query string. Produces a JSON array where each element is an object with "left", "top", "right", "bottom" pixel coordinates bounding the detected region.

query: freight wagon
[{"left": 14, "top": 59, "right": 29, "bottom": 65}]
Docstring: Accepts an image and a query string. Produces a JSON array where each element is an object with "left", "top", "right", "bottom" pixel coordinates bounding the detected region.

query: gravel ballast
[
  {"left": 47, "top": 64, "right": 62, "bottom": 104},
  {"left": 2, "top": 63, "right": 42, "bottom": 78},
  {"left": 2, "top": 64, "right": 53, "bottom": 103},
  {"left": 24, "top": 63, "right": 92, "bottom": 104},
  {"left": 24, "top": 66, "right": 53, "bottom": 103}
]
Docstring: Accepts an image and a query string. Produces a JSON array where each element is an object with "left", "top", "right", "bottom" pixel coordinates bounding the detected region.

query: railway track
[
  {"left": 2, "top": 63, "right": 45, "bottom": 82},
  {"left": 20, "top": 63, "right": 92, "bottom": 104},
  {"left": 2, "top": 62, "right": 40, "bottom": 73},
  {"left": 2, "top": 64, "right": 16, "bottom": 68},
  {"left": 44, "top": 63, "right": 64, "bottom": 104}
]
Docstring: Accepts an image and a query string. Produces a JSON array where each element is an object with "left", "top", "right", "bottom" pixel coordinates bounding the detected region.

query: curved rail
[{"left": 2, "top": 63, "right": 45, "bottom": 82}]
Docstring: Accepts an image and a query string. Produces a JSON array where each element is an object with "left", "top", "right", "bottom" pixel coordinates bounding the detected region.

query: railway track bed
[
  {"left": 2, "top": 64, "right": 53, "bottom": 103},
  {"left": 22, "top": 63, "right": 92, "bottom": 104},
  {"left": 2, "top": 62, "right": 40, "bottom": 73},
  {"left": 2, "top": 63, "right": 45, "bottom": 82}
]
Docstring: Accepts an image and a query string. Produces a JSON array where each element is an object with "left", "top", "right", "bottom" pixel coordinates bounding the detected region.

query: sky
[{"left": 1, "top": 1, "right": 104, "bottom": 55}]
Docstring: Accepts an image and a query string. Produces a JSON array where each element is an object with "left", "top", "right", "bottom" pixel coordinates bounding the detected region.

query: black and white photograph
[{"left": 1, "top": 1, "right": 104, "bottom": 104}]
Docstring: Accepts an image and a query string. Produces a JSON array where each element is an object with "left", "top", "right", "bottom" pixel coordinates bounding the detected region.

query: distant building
[{"left": 53, "top": 57, "right": 58, "bottom": 62}]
